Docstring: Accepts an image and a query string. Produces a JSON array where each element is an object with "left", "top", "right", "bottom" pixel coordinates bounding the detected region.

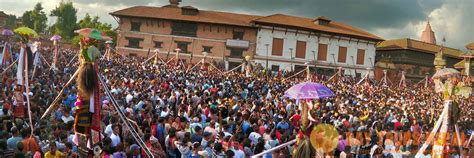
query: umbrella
[
  {"left": 432, "top": 68, "right": 461, "bottom": 79},
  {"left": 74, "top": 28, "right": 111, "bottom": 41},
  {"left": 14, "top": 27, "right": 38, "bottom": 38},
  {"left": 50, "top": 34, "right": 62, "bottom": 41},
  {"left": 1, "top": 29, "right": 14, "bottom": 36},
  {"left": 284, "top": 82, "right": 335, "bottom": 100},
  {"left": 466, "top": 42, "right": 474, "bottom": 50}
]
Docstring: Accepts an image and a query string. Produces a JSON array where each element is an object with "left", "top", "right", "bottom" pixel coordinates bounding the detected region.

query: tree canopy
[
  {"left": 50, "top": 1, "right": 78, "bottom": 39},
  {"left": 20, "top": 3, "right": 47, "bottom": 33}
]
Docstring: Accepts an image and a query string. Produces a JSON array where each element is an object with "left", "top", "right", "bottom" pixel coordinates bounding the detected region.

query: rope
[
  {"left": 39, "top": 69, "right": 79, "bottom": 120},
  {"left": 98, "top": 74, "right": 153, "bottom": 158},
  {"left": 283, "top": 69, "right": 306, "bottom": 80},
  {"left": 0, "top": 58, "right": 18, "bottom": 75},
  {"left": 23, "top": 48, "right": 34, "bottom": 136},
  {"left": 223, "top": 63, "right": 243, "bottom": 74}
]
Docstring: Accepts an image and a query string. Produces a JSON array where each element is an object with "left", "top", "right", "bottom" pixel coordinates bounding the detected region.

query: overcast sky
[{"left": 1, "top": 0, "right": 473, "bottom": 50}]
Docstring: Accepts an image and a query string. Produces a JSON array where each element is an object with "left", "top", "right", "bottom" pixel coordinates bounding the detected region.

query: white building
[{"left": 253, "top": 14, "right": 383, "bottom": 77}]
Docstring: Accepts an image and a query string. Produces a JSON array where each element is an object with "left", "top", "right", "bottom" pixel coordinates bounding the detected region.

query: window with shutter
[
  {"left": 356, "top": 49, "right": 365, "bottom": 65},
  {"left": 131, "top": 22, "right": 141, "bottom": 31},
  {"left": 338, "top": 47, "right": 347, "bottom": 63},
  {"left": 272, "top": 38, "right": 283, "bottom": 56},
  {"left": 317, "top": 44, "right": 328, "bottom": 61},
  {"left": 296, "top": 41, "right": 306, "bottom": 59},
  {"left": 125, "top": 37, "right": 143, "bottom": 49}
]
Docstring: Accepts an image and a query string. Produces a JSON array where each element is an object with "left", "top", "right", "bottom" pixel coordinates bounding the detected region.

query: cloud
[{"left": 426, "top": 0, "right": 474, "bottom": 50}]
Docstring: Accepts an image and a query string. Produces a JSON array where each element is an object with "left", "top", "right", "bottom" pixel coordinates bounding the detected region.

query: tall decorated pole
[
  {"left": 73, "top": 28, "right": 110, "bottom": 155},
  {"left": 416, "top": 46, "right": 472, "bottom": 157},
  {"left": 1, "top": 29, "right": 14, "bottom": 66},
  {"left": 14, "top": 27, "right": 38, "bottom": 138},
  {"left": 50, "top": 34, "right": 61, "bottom": 71},
  {"left": 305, "top": 62, "right": 311, "bottom": 81},
  {"left": 245, "top": 55, "right": 252, "bottom": 77},
  {"left": 105, "top": 40, "right": 113, "bottom": 61}
]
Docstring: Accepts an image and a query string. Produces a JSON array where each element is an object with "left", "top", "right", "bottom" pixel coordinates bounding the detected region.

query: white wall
[{"left": 255, "top": 27, "right": 376, "bottom": 77}]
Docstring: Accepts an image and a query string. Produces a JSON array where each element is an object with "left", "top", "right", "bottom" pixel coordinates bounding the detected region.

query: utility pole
[
  {"left": 351, "top": 56, "right": 357, "bottom": 77},
  {"left": 368, "top": 57, "right": 374, "bottom": 77},
  {"left": 331, "top": 53, "right": 336, "bottom": 73},
  {"left": 265, "top": 44, "right": 269, "bottom": 71},
  {"left": 289, "top": 48, "right": 294, "bottom": 72}
]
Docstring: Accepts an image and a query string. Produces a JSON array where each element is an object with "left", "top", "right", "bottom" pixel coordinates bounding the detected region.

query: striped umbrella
[
  {"left": 2, "top": 29, "right": 14, "bottom": 36},
  {"left": 74, "top": 28, "right": 111, "bottom": 41}
]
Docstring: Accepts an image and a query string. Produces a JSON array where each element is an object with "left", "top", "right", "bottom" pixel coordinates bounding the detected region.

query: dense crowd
[{"left": 0, "top": 42, "right": 473, "bottom": 158}]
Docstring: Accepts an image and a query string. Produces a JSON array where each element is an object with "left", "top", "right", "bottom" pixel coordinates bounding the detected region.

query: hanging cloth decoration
[{"left": 73, "top": 28, "right": 108, "bottom": 151}]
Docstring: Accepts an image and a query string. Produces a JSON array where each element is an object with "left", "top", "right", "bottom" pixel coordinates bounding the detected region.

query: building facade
[
  {"left": 253, "top": 15, "right": 383, "bottom": 77},
  {"left": 110, "top": 4, "right": 260, "bottom": 69},
  {"left": 375, "top": 22, "right": 463, "bottom": 82},
  {"left": 111, "top": 1, "right": 383, "bottom": 74}
]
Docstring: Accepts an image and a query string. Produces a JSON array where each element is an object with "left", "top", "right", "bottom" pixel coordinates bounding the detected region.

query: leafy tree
[
  {"left": 50, "top": 0, "right": 78, "bottom": 39},
  {"left": 21, "top": 11, "right": 34, "bottom": 28},
  {"left": 19, "top": 3, "right": 48, "bottom": 33},
  {"left": 31, "top": 3, "right": 48, "bottom": 33},
  {"left": 5, "top": 14, "right": 17, "bottom": 29}
]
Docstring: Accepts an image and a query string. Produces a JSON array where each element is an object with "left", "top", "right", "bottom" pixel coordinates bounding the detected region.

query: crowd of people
[{"left": 0, "top": 41, "right": 473, "bottom": 158}]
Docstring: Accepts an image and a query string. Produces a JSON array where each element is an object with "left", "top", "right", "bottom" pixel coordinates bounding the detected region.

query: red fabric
[
  {"left": 210, "top": 88, "right": 218, "bottom": 93},
  {"left": 91, "top": 63, "right": 101, "bottom": 143},
  {"left": 290, "top": 114, "right": 301, "bottom": 127},
  {"left": 394, "top": 122, "right": 402, "bottom": 131},
  {"left": 276, "top": 130, "right": 282, "bottom": 140},
  {"left": 259, "top": 126, "right": 265, "bottom": 135},
  {"left": 151, "top": 124, "right": 157, "bottom": 137}
]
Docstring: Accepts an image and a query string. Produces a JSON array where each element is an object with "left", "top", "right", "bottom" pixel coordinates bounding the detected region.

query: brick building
[
  {"left": 111, "top": 1, "right": 382, "bottom": 72},
  {"left": 110, "top": 3, "right": 260, "bottom": 69}
]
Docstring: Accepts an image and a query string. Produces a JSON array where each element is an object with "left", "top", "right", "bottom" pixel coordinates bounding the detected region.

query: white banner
[{"left": 16, "top": 48, "right": 25, "bottom": 85}]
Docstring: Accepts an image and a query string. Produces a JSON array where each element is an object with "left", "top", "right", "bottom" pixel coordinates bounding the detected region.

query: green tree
[
  {"left": 31, "top": 3, "right": 48, "bottom": 33},
  {"left": 5, "top": 14, "right": 17, "bottom": 29},
  {"left": 19, "top": 3, "right": 48, "bottom": 33},
  {"left": 50, "top": 0, "right": 78, "bottom": 39},
  {"left": 21, "top": 11, "right": 33, "bottom": 28}
]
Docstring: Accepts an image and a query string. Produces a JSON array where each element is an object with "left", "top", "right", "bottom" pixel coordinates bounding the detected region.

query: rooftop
[
  {"left": 377, "top": 38, "right": 464, "bottom": 58},
  {"left": 252, "top": 14, "right": 383, "bottom": 41},
  {"left": 111, "top": 5, "right": 383, "bottom": 41},
  {"left": 110, "top": 6, "right": 262, "bottom": 27}
]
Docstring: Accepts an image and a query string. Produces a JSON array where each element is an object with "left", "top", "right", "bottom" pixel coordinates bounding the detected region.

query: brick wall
[{"left": 116, "top": 17, "right": 257, "bottom": 61}]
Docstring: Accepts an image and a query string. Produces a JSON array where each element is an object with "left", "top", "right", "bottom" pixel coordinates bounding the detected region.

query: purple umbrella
[
  {"left": 1, "top": 29, "right": 14, "bottom": 36},
  {"left": 50, "top": 34, "right": 62, "bottom": 41},
  {"left": 284, "top": 82, "right": 335, "bottom": 100}
]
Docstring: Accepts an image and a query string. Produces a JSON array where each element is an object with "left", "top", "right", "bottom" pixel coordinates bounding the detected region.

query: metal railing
[{"left": 251, "top": 139, "right": 297, "bottom": 158}]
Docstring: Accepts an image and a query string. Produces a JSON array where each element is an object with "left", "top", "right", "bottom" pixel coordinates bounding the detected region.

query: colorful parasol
[
  {"left": 284, "top": 82, "right": 335, "bottom": 99},
  {"left": 50, "top": 34, "right": 62, "bottom": 41},
  {"left": 432, "top": 68, "right": 461, "bottom": 79},
  {"left": 74, "top": 28, "right": 111, "bottom": 41},
  {"left": 14, "top": 27, "right": 38, "bottom": 38},
  {"left": 2, "top": 29, "right": 14, "bottom": 36},
  {"left": 310, "top": 124, "right": 339, "bottom": 154},
  {"left": 466, "top": 42, "right": 474, "bottom": 50}
]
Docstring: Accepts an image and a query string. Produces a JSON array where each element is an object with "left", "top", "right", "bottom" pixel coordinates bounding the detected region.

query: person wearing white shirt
[
  {"left": 61, "top": 108, "right": 74, "bottom": 124},
  {"left": 125, "top": 94, "right": 133, "bottom": 103},
  {"left": 109, "top": 125, "right": 121, "bottom": 147}
]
